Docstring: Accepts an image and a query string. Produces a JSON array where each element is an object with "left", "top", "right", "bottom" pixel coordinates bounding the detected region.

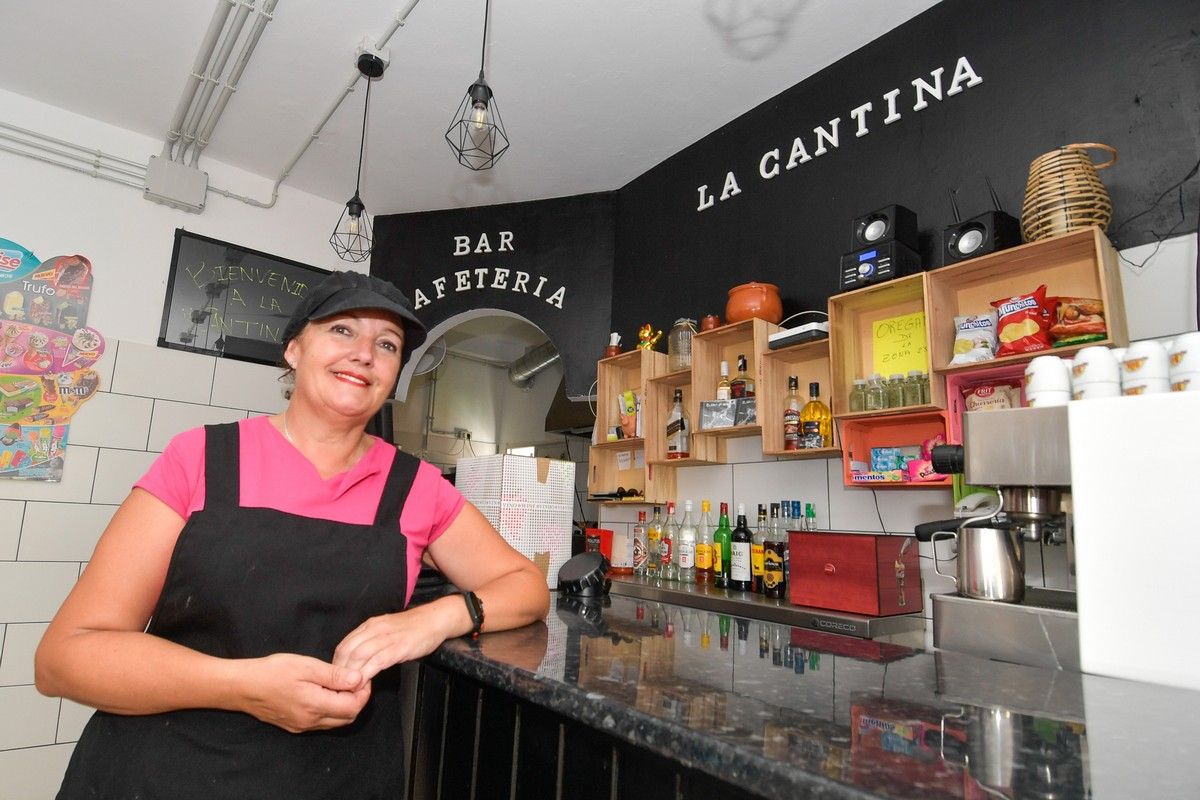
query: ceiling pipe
[
  {"left": 0, "top": 121, "right": 148, "bottom": 187},
  {"left": 508, "top": 341, "right": 560, "bottom": 388},
  {"left": 230, "top": 0, "right": 422, "bottom": 209},
  {"left": 190, "top": 0, "right": 279, "bottom": 166},
  {"left": 162, "top": 0, "right": 235, "bottom": 160},
  {"left": 175, "top": 0, "right": 254, "bottom": 163}
]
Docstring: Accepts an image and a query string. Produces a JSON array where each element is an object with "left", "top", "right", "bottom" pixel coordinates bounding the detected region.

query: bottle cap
[
  {"left": 702, "top": 499, "right": 711, "bottom": 512},
  {"left": 720, "top": 360, "right": 729, "bottom": 375},
  {"left": 684, "top": 499, "right": 693, "bottom": 511},
  {"left": 737, "top": 503, "right": 746, "bottom": 516},
  {"left": 809, "top": 381, "right": 820, "bottom": 395},
  {"left": 890, "top": 373, "right": 904, "bottom": 380},
  {"left": 908, "top": 370, "right": 921, "bottom": 377},
  {"left": 853, "top": 378, "right": 867, "bottom": 386}
]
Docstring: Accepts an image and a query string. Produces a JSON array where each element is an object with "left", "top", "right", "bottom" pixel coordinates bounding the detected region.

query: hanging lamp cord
[
  {"left": 354, "top": 74, "right": 372, "bottom": 195},
  {"left": 478, "top": 0, "right": 489, "bottom": 79}
]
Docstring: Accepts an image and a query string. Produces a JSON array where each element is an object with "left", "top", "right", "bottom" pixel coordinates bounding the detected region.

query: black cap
[{"left": 282, "top": 270, "right": 428, "bottom": 363}]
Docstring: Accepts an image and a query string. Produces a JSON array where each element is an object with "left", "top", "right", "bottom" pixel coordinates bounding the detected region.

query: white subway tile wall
[
  {"left": 0, "top": 339, "right": 304, "bottom": 791},
  {"left": 0, "top": 500, "right": 23, "bottom": 560},
  {"left": 145, "top": 399, "right": 248, "bottom": 453}
]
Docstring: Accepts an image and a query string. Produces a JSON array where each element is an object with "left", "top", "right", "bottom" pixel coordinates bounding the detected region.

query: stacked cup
[
  {"left": 1119, "top": 340, "right": 1169, "bottom": 395},
  {"left": 1025, "top": 355, "right": 1071, "bottom": 406},
  {"left": 1070, "top": 346, "right": 1121, "bottom": 400},
  {"left": 1169, "top": 332, "right": 1200, "bottom": 392}
]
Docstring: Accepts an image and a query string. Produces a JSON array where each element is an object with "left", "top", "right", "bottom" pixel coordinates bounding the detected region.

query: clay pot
[
  {"left": 700, "top": 314, "right": 721, "bottom": 331},
  {"left": 726, "top": 282, "right": 783, "bottom": 324},
  {"left": 603, "top": 345, "right": 622, "bottom": 358}
]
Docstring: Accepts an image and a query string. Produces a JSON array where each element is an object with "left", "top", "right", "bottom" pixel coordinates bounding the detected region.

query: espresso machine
[{"left": 916, "top": 405, "right": 1080, "bottom": 671}]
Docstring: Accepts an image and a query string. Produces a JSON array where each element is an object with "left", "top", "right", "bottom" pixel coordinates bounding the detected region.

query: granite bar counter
[{"left": 414, "top": 594, "right": 1200, "bottom": 800}]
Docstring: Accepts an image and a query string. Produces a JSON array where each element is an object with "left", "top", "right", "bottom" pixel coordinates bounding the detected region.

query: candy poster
[{"left": 0, "top": 237, "right": 105, "bottom": 481}]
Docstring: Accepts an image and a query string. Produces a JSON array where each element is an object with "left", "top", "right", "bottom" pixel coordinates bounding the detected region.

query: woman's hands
[
  {"left": 238, "top": 653, "right": 371, "bottom": 733},
  {"left": 332, "top": 598, "right": 465, "bottom": 689}
]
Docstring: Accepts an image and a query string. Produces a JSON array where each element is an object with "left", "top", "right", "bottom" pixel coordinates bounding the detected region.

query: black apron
[{"left": 58, "top": 422, "right": 418, "bottom": 800}]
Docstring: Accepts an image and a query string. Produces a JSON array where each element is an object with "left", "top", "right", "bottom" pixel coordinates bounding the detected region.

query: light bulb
[
  {"left": 348, "top": 215, "right": 360, "bottom": 236},
  {"left": 471, "top": 101, "right": 488, "bottom": 130}
]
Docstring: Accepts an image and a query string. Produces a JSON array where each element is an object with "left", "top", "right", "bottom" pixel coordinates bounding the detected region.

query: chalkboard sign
[{"left": 157, "top": 229, "right": 329, "bottom": 365}]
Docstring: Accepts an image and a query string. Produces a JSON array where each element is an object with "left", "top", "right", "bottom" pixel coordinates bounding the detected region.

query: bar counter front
[{"left": 408, "top": 594, "right": 1200, "bottom": 800}]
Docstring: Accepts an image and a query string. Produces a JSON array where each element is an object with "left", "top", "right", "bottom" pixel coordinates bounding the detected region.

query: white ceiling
[
  {"left": 1, "top": 0, "right": 938, "bottom": 363},
  {"left": 1, "top": 0, "right": 938, "bottom": 216}
]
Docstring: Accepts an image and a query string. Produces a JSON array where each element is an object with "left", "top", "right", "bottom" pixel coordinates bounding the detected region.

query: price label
[{"left": 872, "top": 312, "right": 928, "bottom": 375}]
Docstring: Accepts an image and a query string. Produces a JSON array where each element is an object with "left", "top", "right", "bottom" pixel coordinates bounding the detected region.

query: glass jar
[
  {"left": 865, "top": 374, "right": 885, "bottom": 412},
  {"left": 667, "top": 318, "right": 697, "bottom": 371},
  {"left": 903, "top": 370, "right": 923, "bottom": 406},
  {"left": 886, "top": 374, "right": 905, "bottom": 408},
  {"left": 920, "top": 371, "right": 931, "bottom": 404},
  {"left": 848, "top": 379, "right": 867, "bottom": 413}
]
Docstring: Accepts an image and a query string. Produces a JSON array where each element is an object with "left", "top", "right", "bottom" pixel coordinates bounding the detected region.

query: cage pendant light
[
  {"left": 330, "top": 54, "right": 385, "bottom": 262},
  {"left": 445, "top": 0, "right": 510, "bottom": 170}
]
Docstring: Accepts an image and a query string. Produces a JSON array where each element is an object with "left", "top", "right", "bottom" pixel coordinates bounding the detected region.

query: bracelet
[{"left": 461, "top": 591, "right": 484, "bottom": 638}]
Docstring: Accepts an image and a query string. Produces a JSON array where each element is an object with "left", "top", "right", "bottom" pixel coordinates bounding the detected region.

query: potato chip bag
[
  {"left": 948, "top": 311, "right": 998, "bottom": 365},
  {"left": 992, "top": 285, "right": 1052, "bottom": 357}
]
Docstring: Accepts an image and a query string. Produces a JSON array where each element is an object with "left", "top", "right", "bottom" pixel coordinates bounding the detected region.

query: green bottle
[{"left": 713, "top": 501, "right": 733, "bottom": 589}]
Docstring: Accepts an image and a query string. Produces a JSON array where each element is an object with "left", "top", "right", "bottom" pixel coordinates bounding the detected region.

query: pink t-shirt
[{"left": 135, "top": 415, "right": 465, "bottom": 604}]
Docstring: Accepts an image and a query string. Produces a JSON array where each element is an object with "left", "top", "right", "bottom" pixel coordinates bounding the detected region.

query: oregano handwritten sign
[{"left": 872, "top": 312, "right": 928, "bottom": 375}]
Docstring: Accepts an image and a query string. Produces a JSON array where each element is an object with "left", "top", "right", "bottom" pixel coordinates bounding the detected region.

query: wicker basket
[{"left": 1021, "top": 143, "right": 1117, "bottom": 242}]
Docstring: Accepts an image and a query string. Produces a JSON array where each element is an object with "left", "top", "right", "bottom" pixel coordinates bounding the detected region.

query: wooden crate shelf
[
  {"left": 837, "top": 410, "right": 951, "bottom": 488},
  {"left": 828, "top": 274, "right": 944, "bottom": 417},
  {"left": 760, "top": 338, "right": 839, "bottom": 457},
  {"left": 926, "top": 227, "right": 1128, "bottom": 374}
]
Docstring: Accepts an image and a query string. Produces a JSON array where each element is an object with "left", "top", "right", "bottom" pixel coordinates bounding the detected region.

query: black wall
[
  {"left": 375, "top": 0, "right": 1199, "bottom": 398},
  {"left": 372, "top": 193, "right": 615, "bottom": 399},
  {"left": 613, "top": 0, "right": 1200, "bottom": 337}
]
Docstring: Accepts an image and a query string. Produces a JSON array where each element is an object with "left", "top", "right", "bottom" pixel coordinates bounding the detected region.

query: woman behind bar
[{"left": 35, "top": 271, "right": 550, "bottom": 799}]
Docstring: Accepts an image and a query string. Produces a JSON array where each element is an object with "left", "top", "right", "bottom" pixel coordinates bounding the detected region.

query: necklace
[{"left": 280, "top": 412, "right": 370, "bottom": 468}]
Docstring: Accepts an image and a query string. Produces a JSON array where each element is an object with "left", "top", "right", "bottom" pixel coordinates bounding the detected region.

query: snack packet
[
  {"left": 992, "top": 285, "right": 1052, "bottom": 357},
  {"left": 949, "top": 311, "right": 998, "bottom": 365},
  {"left": 962, "top": 382, "right": 1022, "bottom": 411},
  {"left": 1049, "top": 297, "right": 1106, "bottom": 340}
]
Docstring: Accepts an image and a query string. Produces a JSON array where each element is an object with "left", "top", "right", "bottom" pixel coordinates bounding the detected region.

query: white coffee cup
[
  {"left": 1071, "top": 346, "right": 1120, "bottom": 384},
  {"left": 1024, "top": 355, "right": 1071, "bottom": 394},
  {"left": 1120, "top": 340, "right": 1169, "bottom": 381},
  {"left": 1072, "top": 382, "right": 1121, "bottom": 400},
  {"left": 1121, "top": 377, "right": 1170, "bottom": 396},
  {"left": 1170, "top": 372, "right": 1200, "bottom": 392},
  {"left": 1168, "top": 332, "right": 1200, "bottom": 376},
  {"left": 1027, "top": 389, "right": 1070, "bottom": 407}
]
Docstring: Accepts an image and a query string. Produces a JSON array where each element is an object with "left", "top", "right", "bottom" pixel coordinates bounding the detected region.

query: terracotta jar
[
  {"left": 700, "top": 314, "right": 721, "bottom": 331},
  {"left": 726, "top": 282, "right": 783, "bottom": 324}
]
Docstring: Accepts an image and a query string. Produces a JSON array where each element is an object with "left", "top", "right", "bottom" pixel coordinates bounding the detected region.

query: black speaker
[
  {"left": 839, "top": 241, "right": 922, "bottom": 291},
  {"left": 850, "top": 205, "right": 918, "bottom": 251},
  {"left": 940, "top": 210, "right": 1021, "bottom": 266}
]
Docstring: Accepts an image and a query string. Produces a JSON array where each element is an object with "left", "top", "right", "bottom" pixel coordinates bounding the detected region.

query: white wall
[{"left": 0, "top": 86, "right": 356, "bottom": 798}]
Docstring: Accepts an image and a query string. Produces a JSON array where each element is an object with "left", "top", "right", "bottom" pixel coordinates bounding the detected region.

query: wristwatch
[{"left": 461, "top": 591, "right": 485, "bottom": 638}]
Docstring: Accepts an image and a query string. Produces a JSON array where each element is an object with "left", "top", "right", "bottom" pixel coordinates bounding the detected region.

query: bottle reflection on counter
[{"left": 718, "top": 615, "right": 731, "bottom": 651}]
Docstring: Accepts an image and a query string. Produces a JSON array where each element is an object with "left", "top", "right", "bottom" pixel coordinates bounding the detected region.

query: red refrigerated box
[{"left": 789, "top": 531, "right": 922, "bottom": 616}]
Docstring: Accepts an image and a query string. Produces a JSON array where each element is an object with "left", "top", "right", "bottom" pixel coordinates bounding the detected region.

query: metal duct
[
  {"left": 508, "top": 341, "right": 560, "bottom": 388},
  {"left": 190, "top": 0, "right": 280, "bottom": 166},
  {"left": 174, "top": 0, "right": 254, "bottom": 162}
]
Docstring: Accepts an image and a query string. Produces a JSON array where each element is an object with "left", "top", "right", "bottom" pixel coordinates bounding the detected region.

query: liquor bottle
[
  {"left": 751, "top": 503, "right": 767, "bottom": 593},
  {"left": 695, "top": 499, "right": 714, "bottom": 583},
  {"left": 805, "top": 502, "right": 817, "bottom": 531},
  {"left": 718, "top": 614, "right": 731, "bottom": 652},
  {"left": 713, "top": 502, "right": 732, "bottom": 589},
  {"left": 789, "top": 501, "right": 802, "bottom": 585},
  {"left": 660, "top": 501, "right": 678, "bottom": 581},
  {"left": 646, "top": 505, "right": 663, "bottom": 577},
  {"left": 716, "top": 361, "right": 732, "bottom": 400},
  {"left": 783, "top": 376, "right": 802, "bottom": 451},
  {"left": 610, "top": 520, "right": 633, "bottom": 576},
  {"left": 730, "top": 503, "right": 753, "bottom": 591},
  {"left": 632, "top": 510, "right": 648, "bottom": 576},
  {"left": 763, "top": 503, "right": 787, "bottom": 600},
  {"left": 677, "top": 499, "right": 697, "bottom": 583},
  {"left": 800, "top": 381, "right": 832, "bottom": 448},
  {"left": 730, "top": 354, "right": 755, "bottom": 398},
  {"left": 665, "top": 388, "right": 689, "bottom": 459}
]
